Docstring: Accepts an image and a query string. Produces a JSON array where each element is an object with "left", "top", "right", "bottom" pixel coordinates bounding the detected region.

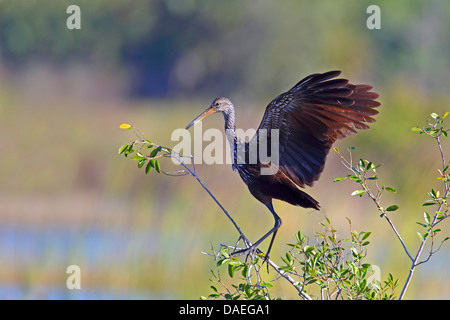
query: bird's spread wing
[{"left": 255, "top": 70, "right": 380, "bottom": 187}]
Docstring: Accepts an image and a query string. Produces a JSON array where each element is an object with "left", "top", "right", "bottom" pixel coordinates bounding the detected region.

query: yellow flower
[{"left": 119, "top": 123, "right": 132, "bottom": 130}]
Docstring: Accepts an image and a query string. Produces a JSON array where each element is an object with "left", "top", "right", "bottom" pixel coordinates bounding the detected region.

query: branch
[
  {"left": 399, "top": 130, "right": 450, "bottom": 299},
  {"left": 170, "top": 151, "right": 312, "bottom": 300},
  {"left": 336, "top": 149, "right": 414, "bottom": 261},
  {"left": 335, "top": 112, "right": 450, "bottom": 300},
  {"left": 168, "top": 150, "right": 251, "bottom": 248},
  {"left": 119, "top": 124, "right": 312, "bottom": 299},
  {"left": 219, "top": 245, "right": 312, "bottom": 300}
]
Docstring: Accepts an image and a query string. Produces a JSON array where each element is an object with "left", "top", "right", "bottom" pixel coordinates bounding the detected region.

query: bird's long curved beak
[{"left": 186, "top": 107, "right": 217, "bottom": 129}]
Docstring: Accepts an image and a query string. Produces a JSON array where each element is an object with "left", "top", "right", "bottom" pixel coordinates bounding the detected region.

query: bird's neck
[
  {"left": 223, "top": 107, "right": 236, "bottom": 130},
  {"left": 223, "top": 107, "right": 239, "bottom": 142}
]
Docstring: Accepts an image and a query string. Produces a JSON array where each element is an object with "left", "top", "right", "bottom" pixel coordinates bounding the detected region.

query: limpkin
[{"left": 186, "top": 70, "right": 380, "bottom": 259}]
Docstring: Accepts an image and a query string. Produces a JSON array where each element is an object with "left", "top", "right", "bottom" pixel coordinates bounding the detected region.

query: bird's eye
[{"left": 214, "top": 103, "right": 219, "bottom": 107}]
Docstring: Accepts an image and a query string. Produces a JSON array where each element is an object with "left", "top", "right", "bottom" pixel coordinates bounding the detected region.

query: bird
[{"left": 185, "top": 70, "right": 380, "bottom": 260}]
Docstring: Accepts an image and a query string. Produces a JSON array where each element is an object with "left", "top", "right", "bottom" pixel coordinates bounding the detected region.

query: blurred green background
[{"left": 0, "top": 0, "right": 449, "bottom": 299}]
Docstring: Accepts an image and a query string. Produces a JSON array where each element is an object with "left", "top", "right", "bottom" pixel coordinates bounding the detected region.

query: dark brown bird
[{"left": 186, "top": 70, "right": 380, "bottom": 259}]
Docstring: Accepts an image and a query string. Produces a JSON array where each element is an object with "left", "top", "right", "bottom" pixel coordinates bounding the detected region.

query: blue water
[{"left": 0, "top": 225, "right": 165, "bottom": 299}]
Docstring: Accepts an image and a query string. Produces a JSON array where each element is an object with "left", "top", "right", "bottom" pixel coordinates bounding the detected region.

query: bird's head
[{"left": 186, "top": 97, "right": 233, "bottom": 129}]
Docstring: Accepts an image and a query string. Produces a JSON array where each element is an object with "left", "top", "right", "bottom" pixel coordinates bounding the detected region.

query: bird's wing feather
[{"left": 255, "top": 70, "right": 380, "bottom": 187}]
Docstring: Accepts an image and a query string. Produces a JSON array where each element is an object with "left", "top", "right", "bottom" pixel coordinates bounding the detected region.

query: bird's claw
[
  {"left": 231, "top": 245, "right": 259, "bottom": 261},
  {"left": 231, "top": 245, "right": 271, "bottom": 266}
]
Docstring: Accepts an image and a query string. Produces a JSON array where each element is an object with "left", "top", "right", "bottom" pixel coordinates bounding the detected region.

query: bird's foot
[
  {"left": 231, "top": 245, "right": 259, "bottom": 261},
  {"left": 231, "top": 245, "right": 271, "bottom": 267}
]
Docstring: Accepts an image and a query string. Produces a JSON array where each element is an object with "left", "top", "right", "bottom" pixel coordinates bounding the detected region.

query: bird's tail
[
  {"left": 275, "top": 183, "right": 320, "bottom": 209},
  {"left": 292, "top": 188, "right": 320, "bottom": 210},
  {"left": 263, "top": 176, "right": 321, "bottom": 210}
]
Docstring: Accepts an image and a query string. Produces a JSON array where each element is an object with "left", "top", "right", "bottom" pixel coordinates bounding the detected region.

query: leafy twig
[{"left": 334, "top": 112, "right": 450, "bottom": 299}]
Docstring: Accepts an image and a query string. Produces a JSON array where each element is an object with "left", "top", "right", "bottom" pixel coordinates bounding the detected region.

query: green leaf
[
  {"left": 217, "top": 258, "right": 229, "bottom": 267},
  {"left": 118, "top": 144, "right": 129, "bottom": 154},
  {"left": 228, "top": 260, "right": 240, "bottom": 266},
  {"left": 333, "top": 177, "right": 347, "bottom": 182},
  {"left": 220, "top": 247, "right": 230, "bottom": 258},
  {"left": 124, "top": 144, "right": 135, "bottom": 157},
  {"left": 137, "top": 159, "right": 146, "bottom": 168},
  {"left": 430, "top": 129, "right": 439, "bottom": 135},
  {"left": 348, "top": 175, "right": 363, "bottom": 183},
  {"left": 424, "top": 212, "right": 431, "bottom": 224},
  {"left": 386, "top": 205, "right": 399, "bottom": 212},
  {"left": 437, "top": 213, "right": 447, "bottom": 220},
  {"left": 131, "top": 155, "right": 144, "bottom": 161},
  {"left": 411, "top": 127, "right": 422, "bottom": 132},
  {"left": 385, "top": 187, "right": 397, "bottom": 193},
  {"left": 416, "top": 222, "right": 427, "bottom": 227},
  {"left": 149, "top": 148, "right": 159, "bottom": 158},
  {"left": 431, "top": 112, "right": 439, "bottom": 119},
  {"left": 333, "top": 147, "right": 340, "bottom": 154},
  {"left": 228, "top": 264, "right": 235, "bottom": 278},
  {"left": 359, "top": 159, "right": 365, "bottom": 170},
  {"left": 303, "top": 246, "right": 315, "bottom": 254},
  {"left": 361, "top": 232, "right": 371, "bottom": 241},
  {"left": 430, "top": 188, "right": 439, "bottom": 198},
  {"left": 245, "top": 284, "right": 252, "bottom": 298},
  {"left": 241, "top": 264, "right": 249, "bottom": 278},
  {"left": 351, "top": 189, "right": 366, "bottom": 197},
  {"left": 155, "top": 160, "right": 161, "bottom": 173},
  {"left": 443, "top": 112, "right": 449, "bottom": 119},
  {"left": 145, "top": 161, "right": 152, "bottom": 174},
  {"left": 260, "top": 282, "right": 273, "bottom": 288},
  {"left": 286, "top": 252, "right": 293, "bottom": 264},
  {"left": 278, "top": 266, "right": 293, "bottom": 272}
]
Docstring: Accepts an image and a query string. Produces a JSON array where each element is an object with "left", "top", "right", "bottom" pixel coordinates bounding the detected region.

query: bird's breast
[{"left": 235, "top": 164, "right": 260, "bottom": 185}]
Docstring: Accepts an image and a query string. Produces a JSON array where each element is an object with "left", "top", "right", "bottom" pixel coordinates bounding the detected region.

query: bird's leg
[
  {"left": 259, "top": 203, "right": 282, "bottom": 263},
  {"left": 231, "top": 202, "right": 282, "bottom": 264},
  {"left": 264, "top": 229, "right": 279, "bottom": 263}
]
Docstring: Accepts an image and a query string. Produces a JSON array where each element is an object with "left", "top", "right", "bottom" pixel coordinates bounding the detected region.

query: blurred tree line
[{"left": 0, "top": 0, "right": 448, "bottom": 98}]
